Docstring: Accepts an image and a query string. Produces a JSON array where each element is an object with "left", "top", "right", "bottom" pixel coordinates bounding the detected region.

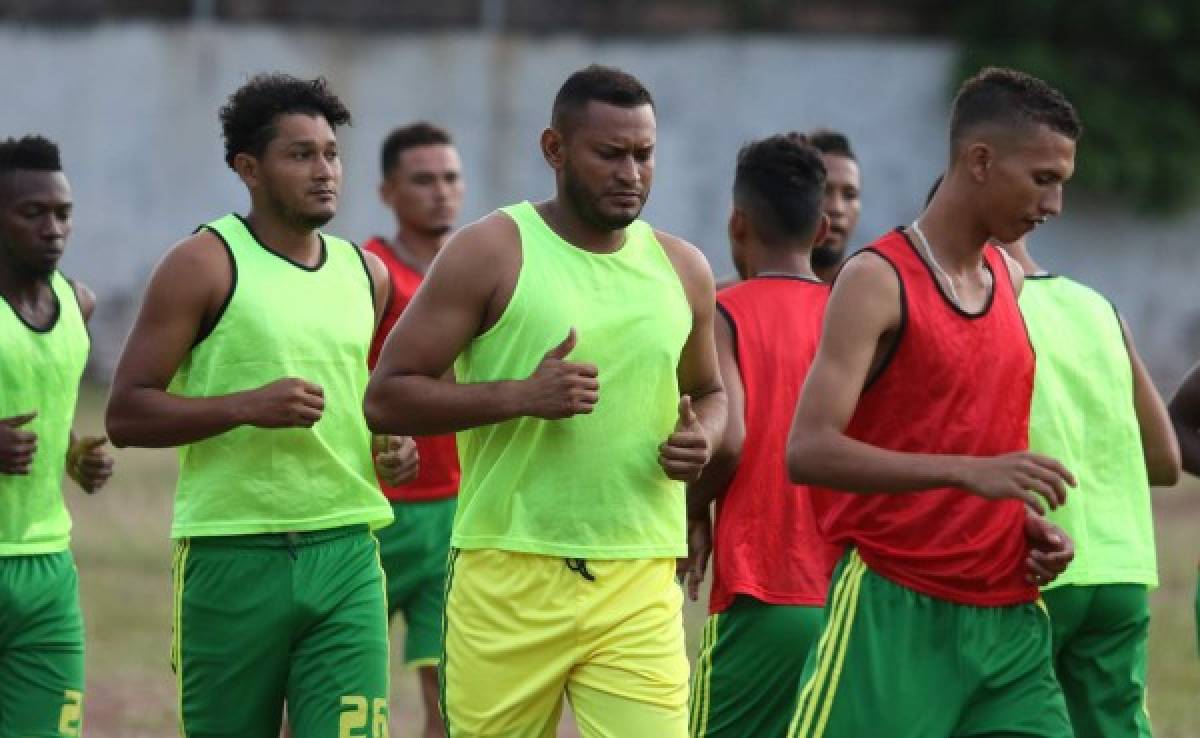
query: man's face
[
  {"left": 0, "top": 170, "right": 72, "bottom": 278},
  {"left": 251, "top": 113, "right": 341, "bottom": 229},
  {"left": 979, "top": 124, "right": 1075, "bottom": 245},
  {"left": 381, "top": 144, "right": 464, "bottom": 238},
  {"left": 558, "top": 101, "right": 656, "bottom": 231},
  {"left": 814, "top": 153, "right": 861, "bottom": 264}
]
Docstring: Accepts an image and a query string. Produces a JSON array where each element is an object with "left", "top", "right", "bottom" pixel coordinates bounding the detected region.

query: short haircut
[
  {"left": 219, "top": 73, "right": 352, "bottom": 170},
  {"left": 551, "top": 65, "right": 654, "bottom": 134},
  {"left": 950, "top": 67, "right": 1082, "bottom": 146},
  {"left": 0, "top": 135, "right": 62, "bottom": 175},
  {"left": 733, "top": 133, "right": 827, "bottom": 247},
  {"left": 380, "top": 122, "right": 453, "bottom": 177},
  {"left": 808, "top": 128, "right": 856, "bottom": 161}
]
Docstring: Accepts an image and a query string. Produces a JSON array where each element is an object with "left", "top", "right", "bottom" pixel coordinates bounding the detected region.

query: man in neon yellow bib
[
  {"left": 367, "top": 65, "right": 727, "bottom": 738},
  {"left": 1002, "top": 234, "right": 1180, "bottom": 738},
  {"left": 0, "top": 135, "right": 114, "bottom": 737},
  {"left": 106, "top": 74, "right": 414, "bottom": 738}
]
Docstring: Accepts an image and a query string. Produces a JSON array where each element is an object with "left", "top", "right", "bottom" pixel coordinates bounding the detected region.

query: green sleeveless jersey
[
  {"left": 453, "top": 201, "right": 693, "bottom": 558},
  {"left": 1021, "top": 275, "right": 1157, "bottom": 588},
  {"left": 0, "top": 272, "right": 89, "bottom": 555},
  {"left": 170, "top": 214, "right": 392, "bottom": 538}
]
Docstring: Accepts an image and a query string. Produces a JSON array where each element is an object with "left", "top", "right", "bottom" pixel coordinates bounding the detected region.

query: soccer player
[
  {"left": 363, "top": 121, "right": 465, "bottom": 738},
  {"left": 364, "top": 65, "right": 725, "bottom": 738},
  {"left": 0, "top": 135, "right": 113, "bottom": 737},
  {"left": 807, "top": 130, "right": 861, "bottom": 283},
  {"left": 786, "top": 67, "right": 1081, "bottom": 738},
  {"left": 1168, "top": 364, "right": 1200, "bottom": 656},
  {"left": 1000, "top": 233, "right": 1179, "bottom": 738},
  {"left": 105, "top": 74, "right": 412, "bottom": 738},
  {"left": 682, "top": 133, "right": 844, "bottom": 738}
]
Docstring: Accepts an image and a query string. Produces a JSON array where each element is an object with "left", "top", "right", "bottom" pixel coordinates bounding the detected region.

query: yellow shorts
[{"left": 441, "top": 549, "right": 689, "bottom": 738}]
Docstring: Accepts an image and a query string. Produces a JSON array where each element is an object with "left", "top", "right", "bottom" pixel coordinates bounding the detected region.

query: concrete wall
[{"left": 2, "top": 25, "right": 1197, "bottom": 385}]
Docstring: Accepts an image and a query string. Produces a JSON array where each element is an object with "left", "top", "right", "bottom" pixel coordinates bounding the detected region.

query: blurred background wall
[{"left": 0, "top": 1, "right": 1197, "bottom": 386}]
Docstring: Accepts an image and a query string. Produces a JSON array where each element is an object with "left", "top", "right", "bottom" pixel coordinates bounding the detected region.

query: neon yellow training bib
[
  {"left": 453, "top": 201, "right": 693, "bottom": 559},
  {"left": 1022, "top": 275, "right": 1156, "bottom": 589},
  {"left": 170, "top": 214, "right": 392, "bottom": 538},
  {"left": 0, "top": 271, "right": 88, "bottom": 554}
]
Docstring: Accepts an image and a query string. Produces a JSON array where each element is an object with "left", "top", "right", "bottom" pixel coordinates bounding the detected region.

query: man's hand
[
  {"left": 659, "top": 396, "right": 711, "bottom": 482},
  {"left": 677, "top": 512, "right": 713, "bottom": 602},
  {"left": 0, "top": 411, "right": 38, "bottom": 475},
  {"left": 957, "top": 452, "right": 1076, "bottom": 514},
  {"left": 518, "top": 328, "right": 599, "bottom": 420},
  {"left": 243, "top": 378, "right": 325, "bottom": 429},
  {"left": 374, "top": 435, "right": 419, "bottom": 487},
  {"left": 1024, "top": 509, "right": 1074, "bottom": 586},
  {"left": 66, "top": 435, "right": 114, "bottom": 494}
]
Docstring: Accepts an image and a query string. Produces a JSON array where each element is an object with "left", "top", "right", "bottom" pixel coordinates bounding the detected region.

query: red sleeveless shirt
[
  {"left": 710, "top": 277, "right": 844, "bottom": 614},
  {"left": 364, "top": 237, "right": 461, "bottom": 502},
  {"left": 809, "top": 230, "right": 1037, "bottom": 606}
]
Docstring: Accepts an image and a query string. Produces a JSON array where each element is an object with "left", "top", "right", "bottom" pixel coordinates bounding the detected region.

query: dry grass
[{"left": 65, "top": 384, "right": 1200, "bottom": 736}]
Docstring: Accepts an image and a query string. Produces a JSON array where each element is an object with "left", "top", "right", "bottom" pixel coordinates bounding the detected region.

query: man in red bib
[
  {"left": 683, "top": 134, "right": 844, "bottom": 738},
  {"left": 363, "top": 122, "right": 464, "bottom": 738},
  {"left": 785, "top": 67, "right": 1081, "bottom": 738}
]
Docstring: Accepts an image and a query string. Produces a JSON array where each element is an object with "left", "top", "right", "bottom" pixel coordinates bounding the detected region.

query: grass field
[{"left": 64, "top": 383, "right": 1200, "bottom": 737}]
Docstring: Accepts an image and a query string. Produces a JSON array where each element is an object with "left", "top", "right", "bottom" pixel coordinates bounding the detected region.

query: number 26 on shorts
[{"left": 339, "top": 695, "right": 388, "bottom": 738}]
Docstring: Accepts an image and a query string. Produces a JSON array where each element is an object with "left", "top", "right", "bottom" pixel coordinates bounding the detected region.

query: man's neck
[
  {"left": 538, "top": 198, "right": 625, "bottom": 254},
  {"left": 0, "top": 264, "right": 51, "bottom": 311},
  {"left": 750, "top": 246, "right": 816, "bottom": 280},
  {"left": 917, "top": 188, "right": 991, "bottom": 273},
  {"left": 999, "top": 239, "right": 1043, "bottom": 276},
  {"left": 389, "top": 228, "right": 445, "bottom": 274},
  {"left": 244, "top": 208, "right": 321, "bottom": 265}
]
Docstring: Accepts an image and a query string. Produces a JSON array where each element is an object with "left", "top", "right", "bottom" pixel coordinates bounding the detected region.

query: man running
[
  {"left": 0, "top": 134, "right": 114, "bottom": 738},
  {"left": 786, "top": 67, "right": 1080, "bottom": 738},
  {"left": 1001, "top": 233, "right": 1179, "bottom": 737},
  {"left": 106, "top": 74, "right": 411, "bottom": 738},
  {"left": 1168, "top": 364, "right": 1200, "bottom": 656},
  {"left": 683, "top": 133, "right": 844, "bottom": 738},
  {"left": 807, "top": 130, "right": 861, "bottom": 283},
  {"left": 364, "top": 121, "right": 465, "bottom": 738},
  {"left": 365, "top": 64, "right": 725, "bottom": 738}
]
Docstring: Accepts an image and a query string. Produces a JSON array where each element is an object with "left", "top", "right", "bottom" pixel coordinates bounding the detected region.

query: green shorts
[
  {"left": 1041, "top": 584, "right": 1151, "bottom": 738},
  {"left": 376, "top": 497, "right": 456, "bottom": 667},
  {"left": 788, "top": 550, "right": 1070, "bottom": 738},
  {"left": 690, "top": 596, "right": 823, "bottom": 738},
  {"left": 172, "top": 525, "right": 390, "bottom": 738},
  {"left": 0, "top": 551, "right": 85, "bottom": 738}
]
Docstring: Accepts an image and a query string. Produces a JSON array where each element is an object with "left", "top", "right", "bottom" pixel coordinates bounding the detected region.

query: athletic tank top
[
  {"left": 810, "top": 230, "right": 1037, "bottom": 606},
  {"left": 710, "top": 277, "right": 843, "bottom": 613},
  {"left": 363, "top": 237, "right": 460, "bottom": 503},
  {"left": 0, "top": 272, "right": 88, "bottom": 554},
  {"left": 170, "top": 214, "right": 393, "bottom": 537},
  {"left": 1021, "top": 276, "right": 1157, "bottom": 588},
  {"left": 452, "top": 201, "right": 692, "bottom": 558}
]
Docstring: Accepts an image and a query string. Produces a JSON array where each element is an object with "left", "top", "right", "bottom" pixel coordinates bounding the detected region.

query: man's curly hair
[{"left": 219, "top": 73, "right": 352, "bottom": 170}]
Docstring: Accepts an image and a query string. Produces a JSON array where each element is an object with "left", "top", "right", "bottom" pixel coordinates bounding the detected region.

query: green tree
[{"left": 955, "top": 0, "right": 1200, "bottom": 214}]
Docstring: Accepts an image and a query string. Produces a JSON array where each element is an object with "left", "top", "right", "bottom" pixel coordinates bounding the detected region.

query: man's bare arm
[
  {"left": 1168, "top": 362, "right": 1200, "bottom": 476},
  {"left": 686, "top": 309, "right": 742, "bottom": 515},
  {"left": 364, "top": 213, "right": 598, "bottom": 436},
  {"left": 1118, "top": 316, "right": 1180, "bottom": 485},
  {"left": 786, "top": 252, "right": 1073, "bottom": 512},
  {"left": 657, "top": 233, "right": 726, "bottom": 482},
  {"left": 106, "top": 232, "right": 325, "bottom": 448}
]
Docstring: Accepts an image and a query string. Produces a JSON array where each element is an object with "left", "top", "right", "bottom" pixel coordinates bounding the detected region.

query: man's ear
[
  {"left": 233, "top": 152, "right": 260, "bottom": 189},
  {"left": 541, "top": 127, "right": 566, "bottom": 171}
]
